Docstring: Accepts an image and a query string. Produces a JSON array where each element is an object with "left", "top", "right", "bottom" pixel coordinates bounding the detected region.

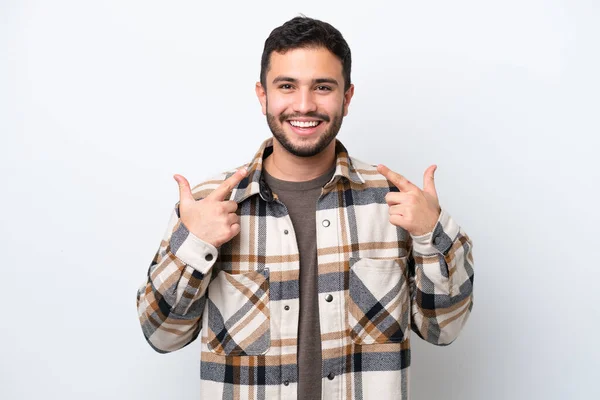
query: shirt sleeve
[
  {"left": 408, "top": 208, "right": 474, "bottom": 345},
  {"left": 136, "top": 204, "right": 218, "bottom": 353}
]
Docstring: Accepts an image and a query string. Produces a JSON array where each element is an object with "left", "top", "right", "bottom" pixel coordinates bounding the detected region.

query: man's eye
[
  {"left": 279, "top": 84, "right": 293, "bottom": 90},
  {"left": 316, "top": 86, "right": 332, "bottom": 91}
]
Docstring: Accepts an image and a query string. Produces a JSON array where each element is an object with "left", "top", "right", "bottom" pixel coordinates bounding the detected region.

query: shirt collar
[{"left": 231, "top": 137, "right": 365, "bottom": 204}]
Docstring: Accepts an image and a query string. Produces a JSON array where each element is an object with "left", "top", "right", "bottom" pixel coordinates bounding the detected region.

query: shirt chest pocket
[
  {"left": 346, "top": 257, "right": 410, "bottom": 344},
  {"left": 206, "top": 268, "right": 271, "bottom": 356}
]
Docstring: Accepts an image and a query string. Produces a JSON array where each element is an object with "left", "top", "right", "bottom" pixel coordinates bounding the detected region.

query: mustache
[{"left": 279, "top": 112, "right": 330, "bottom": 123}]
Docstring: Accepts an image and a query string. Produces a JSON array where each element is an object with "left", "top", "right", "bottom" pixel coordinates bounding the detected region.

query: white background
[{"left": 2, "top": 1, "right": 599, "bottom": 399}]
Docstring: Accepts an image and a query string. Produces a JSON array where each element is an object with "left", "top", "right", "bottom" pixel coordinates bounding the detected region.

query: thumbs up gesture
[
  {"left": 173, "top": 167, "right": 248, "bottom": 248},
  {"left": 377, "top": 164, "right": 441, "bottom": 237}
]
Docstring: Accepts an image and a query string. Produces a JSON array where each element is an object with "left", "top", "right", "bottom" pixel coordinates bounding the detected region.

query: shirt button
[
  {"left": 205, "top": 254, "right": 213, "bottom": 262},
  {"left": 284, "top": 229, "right": 289, "bottom": 235},
  {"left": 327, "top": 372, "right": 335, "bottom": 380},
  {"left": 325, "top": 294, "right": 333, "bottom": 302},
  {"left": 284, "top": 305, "right": 290, "bottom": 311},
  {"left": 283, "top": 380, "right": 289, "bottom": 386},
  {"left": 434, "top": 237, "right": 440, "bottom": 245},
  {"left": 322, "top": 219, "right": 331, "bottom": 227}
]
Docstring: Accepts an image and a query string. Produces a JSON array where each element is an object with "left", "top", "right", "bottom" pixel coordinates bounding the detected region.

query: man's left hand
[{"left": 377, "top": 164, "right": 442, "bottom": 236}]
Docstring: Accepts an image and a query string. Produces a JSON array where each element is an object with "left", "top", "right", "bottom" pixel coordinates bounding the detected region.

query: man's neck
[{"left": 263, "top": 139, "right": 336, "bottom": 182}]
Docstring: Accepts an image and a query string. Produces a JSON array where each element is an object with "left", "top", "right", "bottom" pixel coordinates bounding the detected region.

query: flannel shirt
[{"left": 136, "top": 137, "right": 474, "bottom": 400}]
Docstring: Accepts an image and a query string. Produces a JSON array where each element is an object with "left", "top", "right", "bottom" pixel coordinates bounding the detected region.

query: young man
[{"left": 137, "top": 16, "right": 474, "bottom": 400}]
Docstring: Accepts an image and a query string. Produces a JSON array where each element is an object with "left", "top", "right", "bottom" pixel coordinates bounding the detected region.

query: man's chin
[
  {"left": 277, "top": 134, "right": 335, "bottom": 158},
  {"left": 285, "top": 132, "right": 321, "bottom": 145},
  {"left": 286, "top": 147, "right": 323, "bottom": 158}
]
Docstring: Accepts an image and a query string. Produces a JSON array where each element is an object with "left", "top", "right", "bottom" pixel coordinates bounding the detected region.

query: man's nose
[{"left": 292, "top": 89, "right": 318, "bottom": 114}]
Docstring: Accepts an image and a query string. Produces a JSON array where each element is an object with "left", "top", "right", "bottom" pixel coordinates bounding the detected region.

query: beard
[{"left": 266, "top": 102, "right": 344, "bottom": 158}]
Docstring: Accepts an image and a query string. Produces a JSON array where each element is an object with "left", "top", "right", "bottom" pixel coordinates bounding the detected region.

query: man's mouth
[
  {"left": 286, "top": 119, "right": 324, "bottom": 136},
  {"left": 288, "top": 120, "right": 322, "bottom": 128}
]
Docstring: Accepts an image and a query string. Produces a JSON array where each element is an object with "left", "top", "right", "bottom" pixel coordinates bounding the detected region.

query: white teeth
[{"left": 289, "top": 120, "right": 320, "bottom": 128}]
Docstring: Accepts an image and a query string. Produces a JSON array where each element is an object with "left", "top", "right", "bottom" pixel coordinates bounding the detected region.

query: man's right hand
[{"left": 173, "top": 167, "right": 248, "bottom": 248}]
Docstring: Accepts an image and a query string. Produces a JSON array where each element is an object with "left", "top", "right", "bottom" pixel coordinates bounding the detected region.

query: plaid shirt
[{"left": 137, "top": 137, "right": 474, "bottom": 400}]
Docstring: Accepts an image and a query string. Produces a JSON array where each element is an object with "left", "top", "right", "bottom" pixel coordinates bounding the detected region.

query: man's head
[{"left": 256, "top": 16, "right": 354, "bottom": 158}]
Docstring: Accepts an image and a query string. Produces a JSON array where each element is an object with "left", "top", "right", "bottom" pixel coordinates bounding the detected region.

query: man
[{"left": 137, "top": 16, "right": 474, "bottom": 400}]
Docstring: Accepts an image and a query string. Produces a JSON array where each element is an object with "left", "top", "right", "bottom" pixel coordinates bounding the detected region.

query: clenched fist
[{"left": 173, "top": 167, "right": 248, "bottom": 248}]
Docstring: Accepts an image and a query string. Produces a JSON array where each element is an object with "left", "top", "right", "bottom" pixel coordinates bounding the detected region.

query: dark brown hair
[{"left": 260, "top": 16, "right": 352, "bottom": 91}]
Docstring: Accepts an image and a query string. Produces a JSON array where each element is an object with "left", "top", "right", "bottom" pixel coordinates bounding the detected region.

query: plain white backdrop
[{"left": 1, "top": 1, "right": 599, "bottom": 399}]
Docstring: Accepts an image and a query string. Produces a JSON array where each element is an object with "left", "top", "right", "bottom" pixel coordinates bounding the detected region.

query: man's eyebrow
[
  {"left": 314, "top": 78, "right": 339, "bottom": 86},
  {"left": 272, "top": 76, "right": 298, "bottom": 84},
  {"left": 271, "top": 76, "right": 340, "bottom": 86}
]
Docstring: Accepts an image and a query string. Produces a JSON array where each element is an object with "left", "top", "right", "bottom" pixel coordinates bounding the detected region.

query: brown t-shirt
[{"left": 263, "top": 164, "right": 336, "bottom": 400}]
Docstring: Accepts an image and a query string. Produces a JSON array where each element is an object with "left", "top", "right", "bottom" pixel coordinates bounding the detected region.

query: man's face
[{"left": 256, "top": 47, "right": 354, "bottom": 157}]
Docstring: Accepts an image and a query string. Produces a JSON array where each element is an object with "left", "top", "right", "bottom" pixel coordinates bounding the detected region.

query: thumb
[
  {"left": 422, "top": 165, "right": 438, "bottom": 198},
  {"left": 173, "top": 174, "right": 194, "bottom": 203}
]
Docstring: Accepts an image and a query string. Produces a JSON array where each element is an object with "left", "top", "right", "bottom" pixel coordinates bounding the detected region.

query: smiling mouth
[
  {"left": 286, "top": 120, "right": 323, "bottom": 136},
  {"left": 288, "top": 120, "right": 323, "bottom": 128}
]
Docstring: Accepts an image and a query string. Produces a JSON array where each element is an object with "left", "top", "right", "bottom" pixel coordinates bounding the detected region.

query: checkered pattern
[
  {"left": 136, "top": 137, "right": 475, "bottom": 399},
  {"left": 347, "top": 257, "right": 410, "bottom": 344},
  {"left": 207, "top": 268, "right": 271, "bottom": 356}
]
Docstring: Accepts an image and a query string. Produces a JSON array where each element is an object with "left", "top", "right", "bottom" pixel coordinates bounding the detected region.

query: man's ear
[
  {"left": 255, "top": 82, "right": 267, "bottom": 115},
  {"left": 343, "top": 84, "right": 355, "bottom": 116}
]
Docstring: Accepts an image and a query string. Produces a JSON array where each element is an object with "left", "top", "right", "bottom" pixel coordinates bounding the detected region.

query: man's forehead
[{"left": 267, "top": 47, "right": 343, "bottom": 79}]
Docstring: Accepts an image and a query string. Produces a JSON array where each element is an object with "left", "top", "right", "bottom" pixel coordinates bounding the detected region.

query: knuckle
[{"left": 217, "top": 182, "right": 230, "bottom": 193}]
